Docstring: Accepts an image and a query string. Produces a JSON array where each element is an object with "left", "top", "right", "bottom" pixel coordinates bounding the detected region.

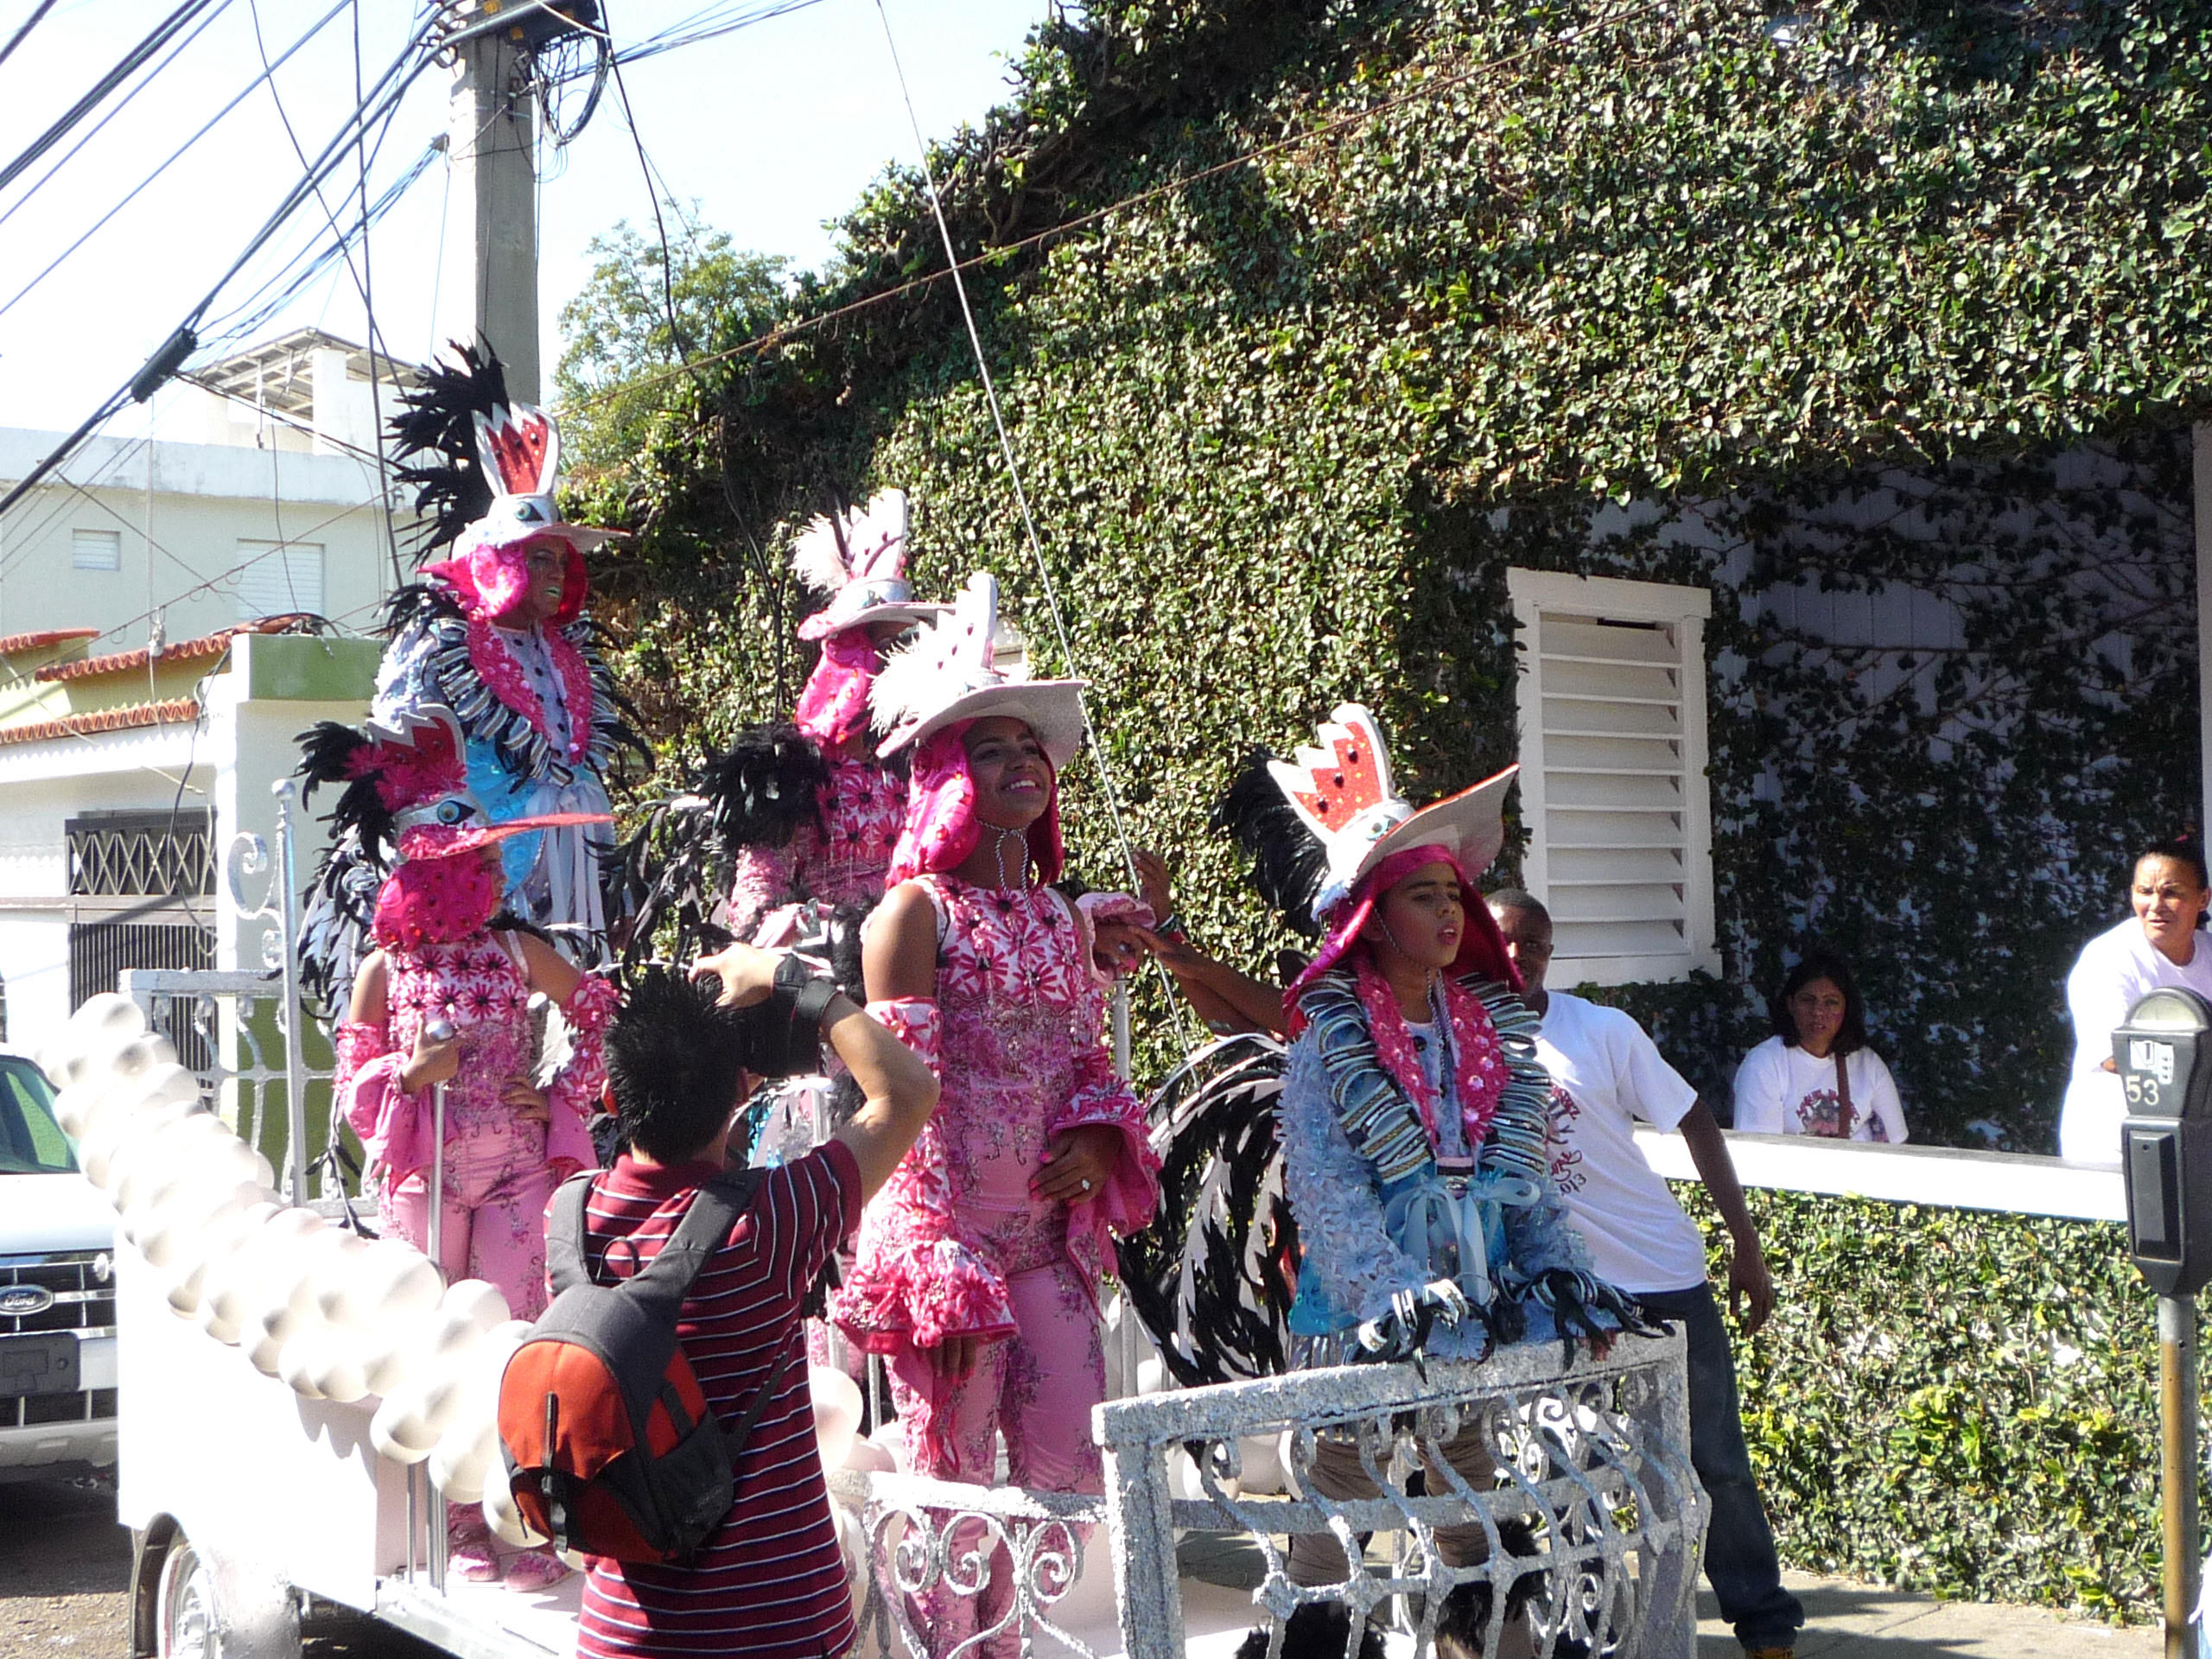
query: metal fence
[{"left": 855, "top": 1330, "right": 1704, "bottom": 1659}]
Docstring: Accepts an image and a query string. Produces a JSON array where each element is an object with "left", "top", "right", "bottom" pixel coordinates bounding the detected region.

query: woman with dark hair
[
  {"left": 2060, "top": 833, "right": 2212, "bottom": 1164},
  {"left": 1732, "top": 951, "right": 1908, "bottom": 1143}
]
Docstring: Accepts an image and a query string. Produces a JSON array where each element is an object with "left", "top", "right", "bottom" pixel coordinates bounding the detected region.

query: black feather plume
[
  {"left": 1213, "top": 747, "right": 1326, "bottom": 938},
  {"left": 387, "top": 341, "right": 507, "bottom": 561},
  {"left": 697, "top": 724, "right": 832, "bottom": 857}
]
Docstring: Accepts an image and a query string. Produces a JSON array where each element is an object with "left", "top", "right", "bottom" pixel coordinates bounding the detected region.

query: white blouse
[{"left": 1732, "top": 1035, "right": 1908, "bottom": 1144}]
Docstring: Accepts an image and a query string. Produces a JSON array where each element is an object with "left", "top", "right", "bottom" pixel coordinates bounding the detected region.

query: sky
[{"left": 0, "top": 0, "right": 1054, "bottom": 438}]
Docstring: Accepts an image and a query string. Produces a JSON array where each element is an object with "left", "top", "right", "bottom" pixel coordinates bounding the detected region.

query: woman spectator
[
  {"left": 1733, "top": 951, "right": 1908, "bottom": 1143},
  {"left": 2059, "top": 834, "right": 2212, "bottom": 1164}
]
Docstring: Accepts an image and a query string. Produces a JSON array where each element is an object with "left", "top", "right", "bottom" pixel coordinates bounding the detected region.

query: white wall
[{"left": 0, "top": 427, "right": 399, "bottom": 649}]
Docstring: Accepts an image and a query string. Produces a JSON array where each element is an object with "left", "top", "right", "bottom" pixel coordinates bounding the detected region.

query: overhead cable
[
  {"left": 0, "top": 0, "right": 60, "bottom": 73},
  {"left": 0, "top": 12, "right": 451, "bottom": 521},
  {"left": 0, "top": 0, "right": 353, "bottom": 327},
  {"left": 0, "top": 0, "right": 228, "bottom": 198}
]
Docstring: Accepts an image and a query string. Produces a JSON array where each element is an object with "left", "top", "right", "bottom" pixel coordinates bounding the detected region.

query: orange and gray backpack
[{"left": 497, "top": 1169, "right": 791, "bottom": 1564}]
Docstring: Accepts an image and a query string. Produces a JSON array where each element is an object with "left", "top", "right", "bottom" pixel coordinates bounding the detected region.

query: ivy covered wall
[{"left": 574, "top": 0, "right": 2212, "bottom": 1146}]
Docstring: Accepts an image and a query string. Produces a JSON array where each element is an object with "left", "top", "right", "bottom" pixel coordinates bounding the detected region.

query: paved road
[{"left": 0, "top": 1478, "right": 440, "bottom": 1659}]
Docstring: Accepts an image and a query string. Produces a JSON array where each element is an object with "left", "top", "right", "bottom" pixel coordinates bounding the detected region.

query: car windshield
[{"left": 0, "top": 1056, "right": 73, "bottom": 1174}]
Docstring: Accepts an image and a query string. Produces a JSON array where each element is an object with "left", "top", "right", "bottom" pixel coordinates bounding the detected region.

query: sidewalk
[{"left": 1700, "top": 1570, "right": 2162, "bottom": 1656}]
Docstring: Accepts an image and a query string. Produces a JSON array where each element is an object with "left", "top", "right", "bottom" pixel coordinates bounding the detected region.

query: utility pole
[{"left": 446, "top": 20, "right": 539, "bottom": 401}]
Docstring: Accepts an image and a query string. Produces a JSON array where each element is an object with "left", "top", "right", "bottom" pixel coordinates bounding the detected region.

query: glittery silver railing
[{"left": 851, "top": 1329, "right": 1703, "bottom": 1659}]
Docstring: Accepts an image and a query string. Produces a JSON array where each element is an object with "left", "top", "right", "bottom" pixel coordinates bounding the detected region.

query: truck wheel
[
  {"left": 153, "top": 1532, "right": 301, "bottom": 1659},
  {"left": 156, "top": 1538, "right": 217, "bottom": 1659}
]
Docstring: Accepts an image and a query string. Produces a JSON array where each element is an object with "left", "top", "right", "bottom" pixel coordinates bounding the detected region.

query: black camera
[{"left": 730, "top": 952, "right": 843, "bottom": 1080}]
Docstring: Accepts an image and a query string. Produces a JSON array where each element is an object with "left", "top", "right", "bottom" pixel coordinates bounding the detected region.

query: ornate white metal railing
[
  {"left": 120, "top": 779, "right": 331, "bottom": 1202},
  {"left": 853, "top": 1329, "right": 1704, "bottom": 1659}
]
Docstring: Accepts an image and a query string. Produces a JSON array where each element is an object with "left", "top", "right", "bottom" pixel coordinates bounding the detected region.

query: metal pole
[
  {"left": 445, "top": 29, "right": 539, "bottom": 401},
  {"left": 1112, "top": 978, "right": 1132, "bottom": 1081},
  {"left": 270, "top": 781, "right": 310, "bottom": 1201},
  {"left": 423, "top": 1017, "right": 454, "bottom": 1592},
  {"left": 2162, "top": 1293, "right": 2200, "bottom": 1659}
]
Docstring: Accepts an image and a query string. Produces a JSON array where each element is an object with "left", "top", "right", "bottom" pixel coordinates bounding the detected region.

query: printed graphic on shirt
[
  {"left": 1794, "top": 1086, "right": 1891, "bottom": 1141},
  {"left": 1544, "top": 1084, "right": 1589, "bottom": 1194}
]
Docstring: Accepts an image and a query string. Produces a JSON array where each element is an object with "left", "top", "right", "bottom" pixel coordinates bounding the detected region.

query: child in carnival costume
[
  {"left": 830, "top": 572, "right": 1160, "bottom": 1658},
  {"left": 374, "top": 346, "right": 642, "bottom": 961},
  {"left": 307, "top": 707, "right": 619, "bottom": 1591},
  {"left": 1226, "top": 705, "right": 1647, "bottom": 1659}
]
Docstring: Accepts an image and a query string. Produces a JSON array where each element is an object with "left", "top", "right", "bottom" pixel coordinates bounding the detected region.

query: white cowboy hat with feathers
[
  {"left": 792, "top": 489, "right": 948, "bottom": 640},
  {"left": 869, "top": 570, "right": 1087, "bottom": 763}
]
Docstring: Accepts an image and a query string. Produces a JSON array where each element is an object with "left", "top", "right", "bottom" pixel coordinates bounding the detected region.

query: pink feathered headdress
[{"left": 886, "top": 721, "right": 1065, "bottom": 887}]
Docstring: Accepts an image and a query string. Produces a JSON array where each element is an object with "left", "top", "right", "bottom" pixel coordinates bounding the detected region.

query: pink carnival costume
[
  {"left": 830, "top": 574, "right": 1159, "bottom": 1656},
  {"left": 309, "top": 710, "right": 616, "bottom": 1319}
]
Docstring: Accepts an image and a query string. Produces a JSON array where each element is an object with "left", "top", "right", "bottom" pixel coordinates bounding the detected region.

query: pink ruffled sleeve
[
  {"left": 830, "top": 998, "right": 1017, "bottom": 1356},
  {"left": 335, "top": 1020, "right": 431, "bottom": 1187},
  {"left": 545, "top": 973, "right": 616, "bottom": 1178},
  {"left": 1050, "top": 1039, "right": 1162, "bottom": 1285}
]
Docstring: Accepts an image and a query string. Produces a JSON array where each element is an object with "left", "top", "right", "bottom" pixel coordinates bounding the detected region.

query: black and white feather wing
[{"left": 1115, "top": 1033, "right": 1298, "bottom": 1387}]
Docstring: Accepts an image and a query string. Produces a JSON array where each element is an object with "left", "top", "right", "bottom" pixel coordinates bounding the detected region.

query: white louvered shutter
[{"left": 1505, "top": 569, "right": 1718, "bottom": 986}]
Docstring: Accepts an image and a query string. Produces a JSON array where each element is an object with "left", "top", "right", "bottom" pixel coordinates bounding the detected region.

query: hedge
[{"left": 1684, "top": 1185, "right": 2190, "bottom": 1618}]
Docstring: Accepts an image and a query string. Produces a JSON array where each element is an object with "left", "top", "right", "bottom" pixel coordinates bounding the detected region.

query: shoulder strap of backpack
[
  {"left": 620, "top": 1170, "right": 765, "bottom": 1322},
  {"left": 543, "top": 1168, "right": 601, "bottom": 1297}
]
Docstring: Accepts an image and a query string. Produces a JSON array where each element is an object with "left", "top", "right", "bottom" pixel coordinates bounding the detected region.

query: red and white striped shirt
[{"left": 570, "top": 1141, "right": 861, "bottom": 1659}]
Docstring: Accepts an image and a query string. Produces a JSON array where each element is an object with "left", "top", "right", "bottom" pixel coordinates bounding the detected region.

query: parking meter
[{"left": 2115, "top": 988, "right": 2212, "bottom": 1296}]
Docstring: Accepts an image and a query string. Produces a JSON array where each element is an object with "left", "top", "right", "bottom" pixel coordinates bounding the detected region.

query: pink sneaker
[
  {"left": 504, "top": 1545, "right": 570, "bottom": 1592},
  {"left": 446, "top": 1505, "right": 500, "bottom": 1584}
]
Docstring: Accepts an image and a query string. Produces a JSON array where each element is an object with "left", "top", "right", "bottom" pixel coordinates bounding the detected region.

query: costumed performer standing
[
  {"left": 830, "top": 572, "right": 1160, "bottom": 1655},
  {"left": 1223, "top": 704, "right": 1646, "bottom": 1659},
  {"left": 372, "top": 346, "right": 642, "bottom": 962},
  {"left": 310, "top": 708, "right": 617, "bottom": 1591},
  {"left": 720, "top": 488, "right": 944, "bottom": 945}
]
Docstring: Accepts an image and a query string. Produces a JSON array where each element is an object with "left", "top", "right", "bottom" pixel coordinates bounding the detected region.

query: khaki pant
[{"left": 1285, "top": 1427, "right": 1535, "bottom": 1659}]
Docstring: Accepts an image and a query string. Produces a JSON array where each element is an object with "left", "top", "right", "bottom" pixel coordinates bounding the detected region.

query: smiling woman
[{"left": 2057, "top": 834, "right": 2212, "bottom": 1165}]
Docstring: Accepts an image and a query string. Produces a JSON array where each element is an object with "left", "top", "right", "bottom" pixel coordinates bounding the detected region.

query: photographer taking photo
[{"left": 569, "top": 943, "right": 938, "bottom": 1659}]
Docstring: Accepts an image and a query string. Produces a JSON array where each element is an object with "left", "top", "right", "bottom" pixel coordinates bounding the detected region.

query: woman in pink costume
[
  {"left": 315, "top": 711, "right": 616, "bottom": 1590},
  {"left": 720, "top": 489, "right": 945, "bottom": 945},
  {"left": 831, "top": 574, "right": 1159, "bottom": 1651}
]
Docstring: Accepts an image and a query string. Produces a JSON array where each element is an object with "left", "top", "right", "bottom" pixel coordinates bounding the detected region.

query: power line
[
  {"left": 0, "top": 0, "right": 60, "bottom": 73},
  {"left": 0, "top": 0, "right": 229, "bottom": 198},
  {"left": 552, "top": 0, "right": 1673, "bottom": 422},
  {"left": 0, "top": 9, "right": 454, "bottom": 522},
  {"left": 0, "top": 0, "right": 352, "bottom": 327}
]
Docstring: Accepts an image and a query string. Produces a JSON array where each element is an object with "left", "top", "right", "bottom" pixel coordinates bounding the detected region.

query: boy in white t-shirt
[{"left": 1487, "top": 892, "right": 1804, "bottom": 1659}]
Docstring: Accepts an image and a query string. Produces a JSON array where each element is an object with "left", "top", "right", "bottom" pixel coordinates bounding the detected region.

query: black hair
[
  {"left": 605, "top": 968, "right": 754, "bottom": 1163},
  {"left": 1483, "top": 888, "right": 1551, "bottom": 930},
  {"left": 1770, "top": 949, "right": 1870, "bottom": 1056},
  {"left": 2135, "top": 832, "right": 2211, "bottom": 902}
]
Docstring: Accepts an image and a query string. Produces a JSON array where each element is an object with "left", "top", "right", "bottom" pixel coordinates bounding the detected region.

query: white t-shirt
[
  {"left": 1533, "top": 991, "right": 1708, "bottom": 1295},
  {"left": 2061, "top": 918, "right": 2212, "bottom": 1165},
  {"left": 1732, "top": 1035, "right": 1908, "bottom": 1144}
]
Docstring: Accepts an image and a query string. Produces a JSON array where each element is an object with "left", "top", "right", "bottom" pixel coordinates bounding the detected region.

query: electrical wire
[
  {"left": 0, "top": 0, "right": 233, "bottom": 239},
  {"left": 0, "top": 0, "right": 229, "bottom": 197},
  {"left": 0, "top": 0, "right": 60, "bottom": 73},
  {"left": 0, "top": 8, "right": 455, "bottom": 522},
  {"left": 0, "top": 0, "right": 353, "bottom": 327},
  {"left": 873, "top": 0, "right": 1189, "bottom": 1042}
]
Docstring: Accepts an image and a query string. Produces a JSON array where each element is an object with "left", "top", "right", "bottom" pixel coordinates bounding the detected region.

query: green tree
[{"left": 553, "top": 214, "right": 786, "bottom": 472}]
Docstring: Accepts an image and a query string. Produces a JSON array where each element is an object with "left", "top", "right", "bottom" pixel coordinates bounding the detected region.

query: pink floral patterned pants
[
  {"left": 384, "top": 1117, "right": 559, "bottom": 1320},
  {"left": 889, "top": 1256, "right": 1105, "bottom": 1659}
]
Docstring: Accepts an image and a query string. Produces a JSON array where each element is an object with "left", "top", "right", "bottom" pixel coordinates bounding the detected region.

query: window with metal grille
[
  {"left": 1504, "top": 569, "right": 1719, "bottom": 986},
  {"left": 66, "top": 810, "right": 213, "bottom": 898},
  {"left": 67, "top": 924, "right": 215, "bottom": 1075}
]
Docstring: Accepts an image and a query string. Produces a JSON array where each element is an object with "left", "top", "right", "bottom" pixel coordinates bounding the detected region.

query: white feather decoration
[
  {"left": 791, "top": 489, "right": 910, "bottom": 597},
  {"left": 869, "top": 570, "right": 1001, "bottom": 742}
]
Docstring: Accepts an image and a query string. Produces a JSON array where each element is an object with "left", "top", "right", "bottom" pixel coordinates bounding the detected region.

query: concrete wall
[
  {"left": 0, "top": 427, "right": 400, "bottom": 649},
  {"left": 0, "top": 634, "right": 383, "bottom": 1045}
]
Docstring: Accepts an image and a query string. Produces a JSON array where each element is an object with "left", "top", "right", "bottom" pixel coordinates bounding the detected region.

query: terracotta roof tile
[
  {"left": 0, "top": 697, "right": 201, "bottom": 747},
  {"left": 0, "top": 628, "right": 99, "bottom": 657},
  {"left": 35, "top": 614, "right": 316, "bottom": 683}
]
